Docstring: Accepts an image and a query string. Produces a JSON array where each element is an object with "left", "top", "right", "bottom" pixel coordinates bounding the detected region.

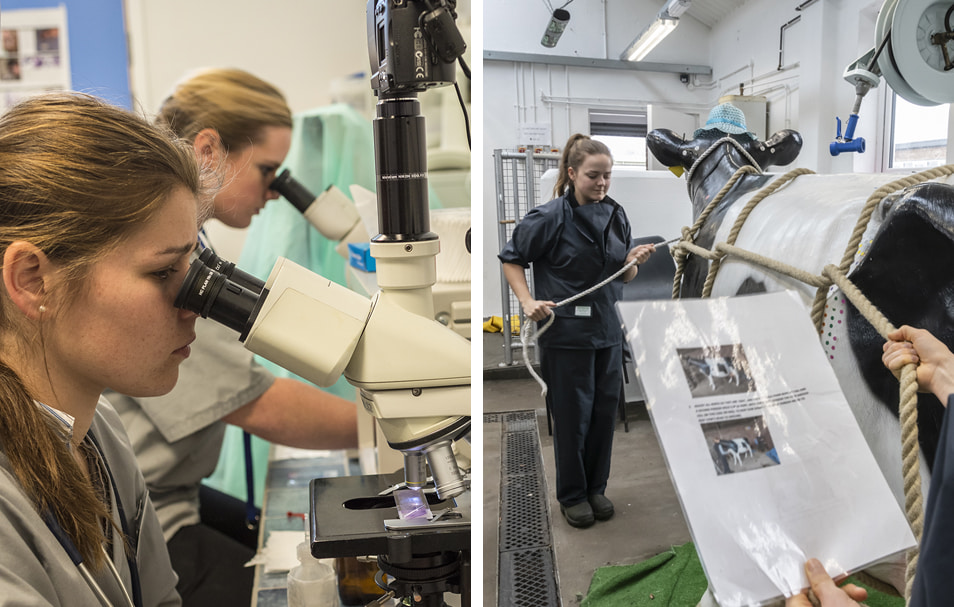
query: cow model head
[{"left": 647, "top": 127, "right": 804, "bottom": 216}]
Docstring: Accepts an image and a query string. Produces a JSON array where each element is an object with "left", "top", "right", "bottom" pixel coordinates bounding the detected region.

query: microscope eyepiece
[
  {"left": 175, "top": 259, "right": 264, "bottom": 339},
  {"left": 269, "top": 168, "right": 315, "bottom": 215},
  {"left": 197, "top": 248, "right": 265, "bottom": 294}
]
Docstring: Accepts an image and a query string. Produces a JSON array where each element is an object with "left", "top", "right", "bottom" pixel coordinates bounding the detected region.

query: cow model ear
[
  {"left": 647, "top": 128, "right": 697, "bottom": 172},
  {"left": 752, "top": 129, "right": 803, "bottom": 169}
]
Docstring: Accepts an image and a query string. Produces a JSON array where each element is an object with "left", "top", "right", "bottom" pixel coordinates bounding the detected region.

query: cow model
[{"left": 648, "top": 125, "right": 954, "bottom": 597}]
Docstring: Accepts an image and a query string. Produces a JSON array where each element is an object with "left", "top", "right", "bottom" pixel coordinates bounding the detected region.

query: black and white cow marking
[
  {"left": 716, "top": 437, "right": 753, "bottom": 467},
  {"left": 685, "top": 356, "right": 741, "bottom": 391}
]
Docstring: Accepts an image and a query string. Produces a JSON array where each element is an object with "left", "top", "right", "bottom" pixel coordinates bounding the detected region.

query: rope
[
  {"left": 521, "top": 257, "right": 640, "bottom": 396},
  {"left": 700, "top": 168, "right": 815, "bottom": 297},
  {"left": 669, "top": 163, "right": 954, "bottom": 602},
  {"left": 521, "top": 236, "right": 681, "bottom": 396},
  {"left": 824, "top": 263, "right": 923, "bottom": 605},
  {"left": 685, "top": 136, "right": 765, "bottom": 183},
  {"left": 810, "top": 165, "right": 954, "bottom": 331},
  {"left": 672, "top": 164, "right": 761, "bottom": 299}
]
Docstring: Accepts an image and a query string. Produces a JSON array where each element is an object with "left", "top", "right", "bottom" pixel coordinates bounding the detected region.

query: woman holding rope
[{"left": 499, "top": 133, "right": 655, "bottom": 529}]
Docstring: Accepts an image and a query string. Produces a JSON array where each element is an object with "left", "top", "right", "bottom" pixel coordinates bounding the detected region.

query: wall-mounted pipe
[
  {"left": 778, "top": 15, "right": 801, "bottom": 71},
  {"left": 540, "top": 92, "right": 708, "bottom": 113},
  {"left": 796, "top": 0, "right": 820, "bottom": 11},
  {"left": 720, "top": 63, "right": 800, "bottom": 99}
]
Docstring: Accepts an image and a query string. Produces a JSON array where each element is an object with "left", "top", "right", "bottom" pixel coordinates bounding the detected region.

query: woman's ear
[
  {"left": 193, "top": 128, "right": 224, "bottom": 168},
  {"left": 3, "top": 242, "right": 52, "bottom": 320}
]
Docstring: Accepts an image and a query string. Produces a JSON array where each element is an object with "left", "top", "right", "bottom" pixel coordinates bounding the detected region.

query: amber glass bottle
[{"left": 336, "top": 556, "right": 382, "bottom": 605}]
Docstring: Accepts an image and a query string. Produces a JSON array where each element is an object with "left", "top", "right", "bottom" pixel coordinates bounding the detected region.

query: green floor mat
[{"left": 582, "top": 542, "right": 905, "bottom": 607}]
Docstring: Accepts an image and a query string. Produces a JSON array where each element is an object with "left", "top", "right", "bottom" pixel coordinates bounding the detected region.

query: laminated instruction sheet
[{"left": 617, "top": 290, "right": 915, "bottom": 606}]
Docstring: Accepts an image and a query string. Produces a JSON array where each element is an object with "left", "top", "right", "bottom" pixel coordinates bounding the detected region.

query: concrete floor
[{"left": 482, "top": 332, "right": 692, "bottom": 606}]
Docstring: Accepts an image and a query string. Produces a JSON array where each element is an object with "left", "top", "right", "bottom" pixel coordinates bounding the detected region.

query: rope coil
[{"left": 521, "top": 254, "right": 643, "bottom": 396}]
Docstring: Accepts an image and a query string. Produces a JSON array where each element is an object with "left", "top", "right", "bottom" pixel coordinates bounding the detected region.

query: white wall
[
  {"left": 125, "top": 0, "right": 471, "bottom": 262},
  {"left": 482, "top": 0, "right": 895, "bottom": 318},
  {"left": 123, "top": 0, "right": 373, "bottom": 260}
]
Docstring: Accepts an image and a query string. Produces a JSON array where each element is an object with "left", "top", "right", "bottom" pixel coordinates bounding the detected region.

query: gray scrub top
[
  {"left": 106, "top": 316, "right": 275, "bottom": 541},
  {"left": 0, "top": 398, "right": 180, "bottom": 606}
]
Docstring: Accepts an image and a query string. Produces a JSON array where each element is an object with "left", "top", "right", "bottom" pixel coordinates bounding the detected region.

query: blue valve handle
[{"left": 830, "top": 113, "right": 865, "bottom": 156}]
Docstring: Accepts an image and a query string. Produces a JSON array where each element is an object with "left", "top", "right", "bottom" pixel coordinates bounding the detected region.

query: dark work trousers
[
  {"left": 167, "top": 486, "right": 257, "bottom": 607},
  {"left": 541, "top": 344, "right": 623, "bottom": 507}
]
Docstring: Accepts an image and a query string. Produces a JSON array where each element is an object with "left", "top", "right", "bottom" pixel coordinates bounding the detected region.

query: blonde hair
[
  {"left": 0, "top": 92, "right": 201, "bottom": 570},
  {"left": 552, "top": 133, "right": 613, "bottom": 199},
  {"left": 157, "top": 67, "right": 293, "bottom": 152}
]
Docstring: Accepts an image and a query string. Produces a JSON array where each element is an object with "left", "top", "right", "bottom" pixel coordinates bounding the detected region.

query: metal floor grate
[{"left": 490, "top": 410, "right": 560, "bottom": 606}]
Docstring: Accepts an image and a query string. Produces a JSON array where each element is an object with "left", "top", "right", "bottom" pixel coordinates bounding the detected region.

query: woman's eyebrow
[{"left": 155, "top": 241, "right": 198, "bottom": 257}]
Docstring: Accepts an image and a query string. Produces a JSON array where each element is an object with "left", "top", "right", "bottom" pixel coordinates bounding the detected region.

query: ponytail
[
  {"left": 552, "top": 133, "right": 613, "bottom": 199},
  {"left": 0, "top": 362, "right": 118, "bottom": 570}
]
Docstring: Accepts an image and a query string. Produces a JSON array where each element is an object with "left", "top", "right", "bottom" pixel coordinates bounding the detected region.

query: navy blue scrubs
[
  {"left": 499, "top": 190, "right": 634, "bottom": 507},
  {"left": 910, "top": 394, "right": 954, "bottom": 606}
]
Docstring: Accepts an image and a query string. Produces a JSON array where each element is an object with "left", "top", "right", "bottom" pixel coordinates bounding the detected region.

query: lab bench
[{"left": 251, "top": 447, "right": 360, "bottom": 607}]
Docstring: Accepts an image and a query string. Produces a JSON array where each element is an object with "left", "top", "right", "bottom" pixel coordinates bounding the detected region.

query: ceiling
[{"left": 682, "top": 0, "right": 752, "bottom": 27}]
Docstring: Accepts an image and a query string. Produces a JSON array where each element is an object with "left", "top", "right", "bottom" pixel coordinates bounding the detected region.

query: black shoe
[
  {"left": 560, "top": 501, "right": 595, "bottom": 528},
  {"left": 588, "top": 494, "right": 614, "bottom": 521}
]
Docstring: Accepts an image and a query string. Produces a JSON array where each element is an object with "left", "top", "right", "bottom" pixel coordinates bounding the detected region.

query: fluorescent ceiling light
[{"left": 621, "top": 17, "right": 678, "bottom": 62}]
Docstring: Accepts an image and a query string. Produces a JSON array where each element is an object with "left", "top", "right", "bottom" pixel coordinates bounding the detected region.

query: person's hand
[
  {"left": 521, "top": 298, "right": 555, "bottom": 322},
  {"left": 785, "top": 559, "right": 867, "bottom": 606},
  {"left": 883, "top": 325, "right": 954, "bottom": 402},
  {"left": 626, "top": 243, "right": 656, "bottom": 267}
]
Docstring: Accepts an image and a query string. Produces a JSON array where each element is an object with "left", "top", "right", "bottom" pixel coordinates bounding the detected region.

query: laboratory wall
[
  {"left": 125, "top": 0, "right": 373, "bottom": 117},
  {"left": 125, "top": 0, "right": 471, "bottom": 261},
  {"left": 123, "top": 0, "right": 377, "bottom": 260},
  {"left": 481, "top": 0, "right": 938, "bottom": 318}
]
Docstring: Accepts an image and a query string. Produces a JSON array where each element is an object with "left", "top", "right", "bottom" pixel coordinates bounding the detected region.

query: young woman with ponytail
[
  {"left": 0, "top": 92, "right": 205, "bottom": 606},
  {"left": 499, "top": 133, "right": 656, "bottom": 529}
]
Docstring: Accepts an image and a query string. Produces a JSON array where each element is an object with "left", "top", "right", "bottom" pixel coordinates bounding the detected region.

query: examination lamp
[
  {"left": 621, "top": 16, "right": 678, "bottom": 61},
  {"left": 541, "top": 8, "right": 570, "bottom": 48}
]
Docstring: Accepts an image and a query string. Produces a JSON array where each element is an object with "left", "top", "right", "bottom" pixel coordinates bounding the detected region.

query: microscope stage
[{"left": 309, "top": 473, "right": 471, "bottom": 560}]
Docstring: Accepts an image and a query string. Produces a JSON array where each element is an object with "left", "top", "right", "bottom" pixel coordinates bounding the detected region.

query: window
[
  {"left": 589, "top": 109, "right": 648, "bottom": 168},
  {"left": 888, "top": 93, "right": 949, "bottom": 170}
]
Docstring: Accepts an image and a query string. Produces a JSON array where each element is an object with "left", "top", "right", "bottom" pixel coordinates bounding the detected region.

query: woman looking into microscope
[
  {"left": 104, "top": 67, "right": 360, "bottom": 606},
  {"left": 0, "top": 92, "right": 203, "bottom": 606}
]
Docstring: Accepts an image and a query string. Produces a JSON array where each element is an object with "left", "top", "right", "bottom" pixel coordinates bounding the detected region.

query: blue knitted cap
[{"left": 693, "top": 103, "right": 756, "bottom": 139}]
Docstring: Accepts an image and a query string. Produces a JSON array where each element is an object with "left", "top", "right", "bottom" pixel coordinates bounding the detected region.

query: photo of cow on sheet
[
  {"left": 677, "top": 344, "right": 753, "bottom": 398},
  {"left": 703, "top": 416, "right": 779, "bottom": 475}
]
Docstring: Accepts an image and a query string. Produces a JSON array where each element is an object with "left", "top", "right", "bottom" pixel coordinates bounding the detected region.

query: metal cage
[{"left": 493, "top": 148, "right": 561, "bottom": 366}]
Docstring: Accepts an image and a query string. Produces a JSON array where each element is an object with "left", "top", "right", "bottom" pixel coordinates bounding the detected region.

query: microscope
[{"left": 174, "top": 1, "right": 470, "bottom": 605}]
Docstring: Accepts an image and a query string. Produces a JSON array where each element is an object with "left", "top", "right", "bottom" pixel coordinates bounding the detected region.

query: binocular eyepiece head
[{"left": 174, "top": 250, "right": 265, "bottom": 339}]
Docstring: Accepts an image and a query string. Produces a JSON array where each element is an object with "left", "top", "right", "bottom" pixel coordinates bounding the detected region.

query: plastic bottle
[{"left": 287, "top": 542, "right": 338, "bottom": 607}]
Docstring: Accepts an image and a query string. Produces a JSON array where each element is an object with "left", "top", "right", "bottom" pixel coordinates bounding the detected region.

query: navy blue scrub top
[{"left": 498, "top": 190, "right": 634, "bottom": 350}]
